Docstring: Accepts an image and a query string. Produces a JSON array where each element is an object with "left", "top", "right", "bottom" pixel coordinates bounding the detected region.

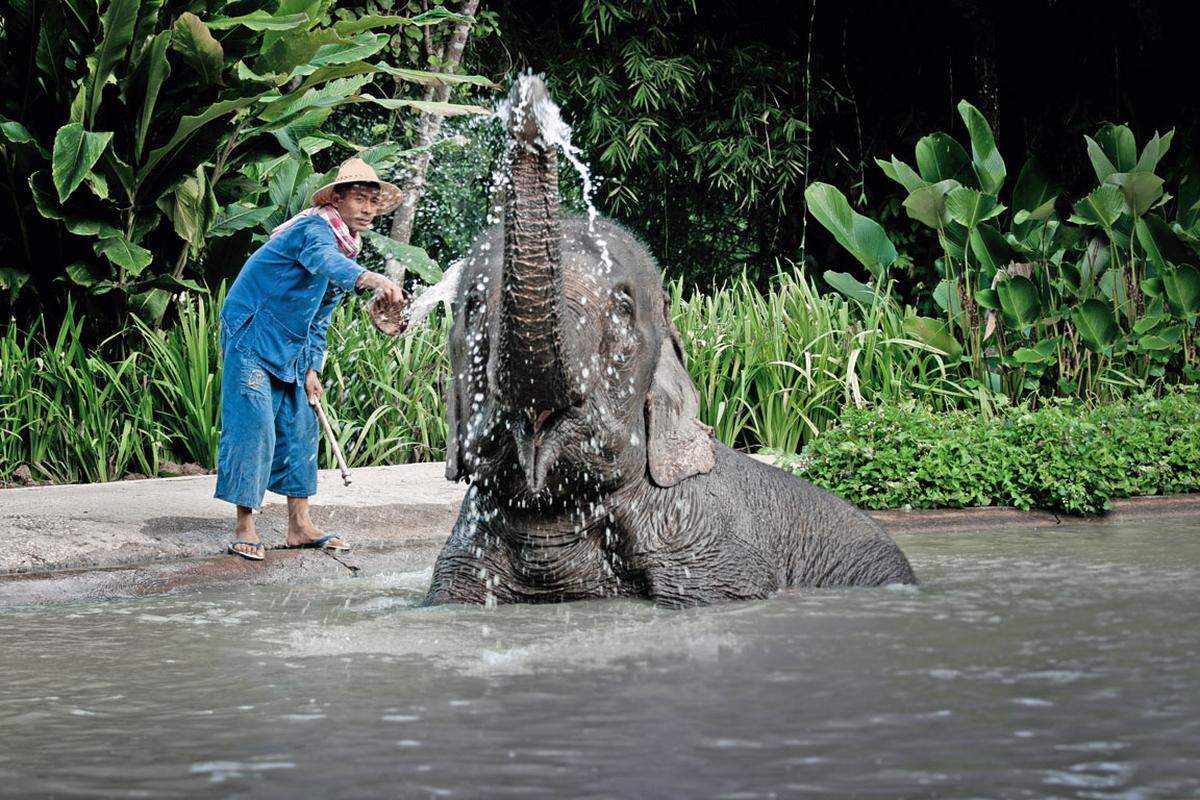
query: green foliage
[
  {"left": 0, "top": 0, "right": 489, "bottom": 323},
  {"left": 0, "top": 290, "right": 450, "bottom": 485},
  {"left": 810, "top": 105, "right": 1200, "bottom": 404},
  {"left": 509, "top": 0, "right": 819, "bottom": 285},
  {"left": 784, "top": 389, "right": 1200, "bottom": 515},
  {"left": 782, "top": 391, "right": 1200, "bottom": 515}
]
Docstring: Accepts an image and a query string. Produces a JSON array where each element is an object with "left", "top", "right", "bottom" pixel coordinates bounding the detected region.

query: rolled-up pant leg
[{"left": 214, "top": 345, "right": 276, "bottom": 510}]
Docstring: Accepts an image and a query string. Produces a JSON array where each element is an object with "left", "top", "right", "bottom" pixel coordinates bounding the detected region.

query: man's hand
[
  {"left": 356, "top": 270, "right": 405, "bottom": 306},
  {"left": 305, "top": 369, "right": 323, "bottom": 407}
]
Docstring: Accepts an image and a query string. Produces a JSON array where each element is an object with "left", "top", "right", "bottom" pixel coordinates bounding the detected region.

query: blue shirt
[{"left": 221, "top": 215, "right": 366, "bottom": 384}]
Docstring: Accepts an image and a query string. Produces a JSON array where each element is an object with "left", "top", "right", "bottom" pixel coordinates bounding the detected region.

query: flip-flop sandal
[
  {"left": 228, "top": 540, "right": 266, "bottom": 561},
  {"left": 293, "top": 533, "right": 351, "bottom": 552}
]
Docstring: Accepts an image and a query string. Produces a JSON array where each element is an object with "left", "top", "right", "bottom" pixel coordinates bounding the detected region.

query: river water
[{"left": 1, "top": 518, "right": 1197, "bottom": 798}]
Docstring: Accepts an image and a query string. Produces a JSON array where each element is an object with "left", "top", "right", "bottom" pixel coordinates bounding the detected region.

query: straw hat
[{"left": 310, "top": 157, "right": 403, "bottom": 214}]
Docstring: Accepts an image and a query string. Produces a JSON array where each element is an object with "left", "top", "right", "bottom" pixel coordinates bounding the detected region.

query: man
[{"left": 216, "top": 158, "right": 405, "bottom": 560}]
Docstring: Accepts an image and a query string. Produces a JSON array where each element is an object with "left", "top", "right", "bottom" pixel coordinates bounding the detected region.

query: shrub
[{"left": 784, "top": 388, "right": 1200, "bottom": 515}]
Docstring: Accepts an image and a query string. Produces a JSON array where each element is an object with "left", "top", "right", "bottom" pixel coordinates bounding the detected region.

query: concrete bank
[{"left": 2, "top": 461, "right": 1198, "bottom": 608}]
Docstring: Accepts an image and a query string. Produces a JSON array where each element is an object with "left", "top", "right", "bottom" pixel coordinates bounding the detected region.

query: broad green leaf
[
  {"left": 1011, "top": 158, "right": 1057, "bottom": 229},
  {"left": 914, "top": 132, "right": 973, "bottom": 185},
  {"left": 1058, "top": 263, "right": 1082, "bottom": 294},
  {"left": 1139, "top": 325, "right": 1182, "bottom": 350},
  {"left": 98, "top": 148, "right": 134, "bottom": 201},
  {"left": 1093, "top": 124, "right": 1137, "bottom": 173},
  {"left": 209, "top": 203, "right": 278, "bottom": 237},
  {"left": 95, "top": 234, "right": 153, "bottom": 276},
  {"left": 1135, "top": 215, "right": 1190, "bottom": 273},
  {"left": 305, "top": 33, "right": 388, "bottom": 69},
  {"left": 996, "top": 274, "right": 1041, "bottom": 328},
  {"left": 902, "top": 179, "right": 958, "bottom": 229},
  {"left": 133, "top": 30, "right": 171, "bottom": 160},
  {"left": 333, "top": 14, "right": 408, "bottom": 35},
  {"left": 128, "top": 274, "right": 208, "bottom": 293},
  {"left": 1084, "top": 135, "right": 1118, "bottom": 182},
  {"left": 157, "top": 168, "right": 218, "bottom": 250},
  {"left": 1013, "top": 341, "right": 1056, "bottom": 364},
  {"left": 0, "top": 116, "right": 35, "bottom": 145},
  {"left": 409, "top": 7, "right": 473, "bottom": 25},
  {"left": 1134, "top": 129, "right": 1174, "bottom": 173},
  {"left": 1104, "top": 171, "right": 1163, "bottom": 218},
  {"left": 258, "top": 75, "right": 373, "bottom": 123},
  {"left": 945, "top": 186, "right": 1003, "bottom": 230},
  {"left": 266, "top": 158, "right": 308, "bottom": 224},
  {"left": 1141, "top": 277, "right": 1164, "bottom": 299},
  {"left": 875, "top": 156, "right": 925, "bottom": 193},
  {"left": 1162, "top": 265, "right": 1200, "bottom": 317},
  {"left": 172, "top": 12, "right": 224, "bottom": 86},
  {"left": 820, "top": 270, "right": 879, "bottom": 306},
  {"left": 139, "top": 91, "right": 268, "bottom": 181},
  {"left": 1098, "top": 267, "right": 1129, "bottom": 307},
  {"left": 372, "top": 63, "right": 497, "bottom": 89},
  {"left": 901, "top": 316, "right": 963, "bottom": 357},
  {"left": 64, "top": 217, "right": 122, "bottom": 238},
  {"left": 28, "top": 171, "right": 64, "bottom": 220},
  {"left": 803, "top": 183, "right": 896, "bottom": 277},
  {"left": 957, "top": 100, "right": 1006, "bottom": 194},
  {"left": 968, "top": 223, "right": 1013, "bottom": 280},
  {"left": 974, "top": 287, "right": 1000, "bottom": 310},
  {"left": 65, "top": 261, "right": 108, "bottom": 287},
  {"left": 86, "top": 0, "right": 138, "bottom": 125},
  {"left": 207, "top": 11, "right": 309, "bottom": 31},
  {"left": 52, "top": 123, "right": 113, "bottom": 202},
  {"left": 362, "top": 232, "right": 443, "bottom": 283},
  {"left": 354, "top": 95, "right": 493, "bottom": 117},
  {"left": 1072, "top": 298, "right": 1119, "bottom": 352},
  {"left": 1133, "top": 314, "right": 1165, "bottom": 335},
  {"left": 132, "top": 0, "right": 163, "bottom": 44},
  {"left": 1069, "top": 185, "right": 1124, "bottom": 229},
  {"left": 272, "top": 108, "right": 332, "bottom": 155},
  {"left": 933, "top": 279, "right": 962, "bottom": 317}
]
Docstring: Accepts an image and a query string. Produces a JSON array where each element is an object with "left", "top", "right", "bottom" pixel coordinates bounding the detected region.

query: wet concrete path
[{"left": 3, "top": 460, "right": 1198, "bottom": 608}]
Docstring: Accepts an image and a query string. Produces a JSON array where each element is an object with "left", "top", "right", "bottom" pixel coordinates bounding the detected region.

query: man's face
[{"left": 331, "top": 184, "right": 382, "bottom": 233}]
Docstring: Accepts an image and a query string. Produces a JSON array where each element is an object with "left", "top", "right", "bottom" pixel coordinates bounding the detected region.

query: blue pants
[{"left": 214, "top": 332, "right": 318, "bottom": 510}]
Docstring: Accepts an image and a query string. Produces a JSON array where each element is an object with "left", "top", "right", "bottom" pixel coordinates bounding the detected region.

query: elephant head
[{"left": 444, "top": 76, "right": 715, "bottom": 501}]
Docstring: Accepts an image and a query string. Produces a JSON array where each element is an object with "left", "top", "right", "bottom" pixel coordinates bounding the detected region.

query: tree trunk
[{"left": 388, "top": 0, "right": 480, "bottom": 246}]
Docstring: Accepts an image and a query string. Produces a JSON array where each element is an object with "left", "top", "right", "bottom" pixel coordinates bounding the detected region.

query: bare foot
[
  {"left": 230, "top": 506, "right": 264, "bottom": 558},
  {"left": 230, "top": 525, "right": 264, "bottom": 556},
  {"left": 285, "top": 522, "right": 348, "bottom": 549},
  {"left": 285, "top": 498, "right": 347, "bottom": 549}
]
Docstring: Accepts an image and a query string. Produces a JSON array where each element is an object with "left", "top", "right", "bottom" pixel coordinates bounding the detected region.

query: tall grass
[
  {"left": 0, "top": 270, "right": 1169, "bottom": 487},
  {"left": 674, "top": 272, "right": 975, "bottom": 452}
]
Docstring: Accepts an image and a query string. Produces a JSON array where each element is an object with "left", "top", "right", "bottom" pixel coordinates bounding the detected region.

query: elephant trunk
[{"left": 497, "top": 76, "right": 579, "bottom": 428}]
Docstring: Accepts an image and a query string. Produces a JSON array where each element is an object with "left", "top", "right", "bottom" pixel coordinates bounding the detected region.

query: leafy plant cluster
[
  {"left": 0, "top": 289, "right": 448, "bottom": 485},
  {"left": 0, "top": 0, "right": 488, "bottom": 326},
  {"left": 806, "top": 102, "right": 1200, "bottom": 404},
  {"left": 780, "top": 389, "right": 1200, "bottom": 515}
]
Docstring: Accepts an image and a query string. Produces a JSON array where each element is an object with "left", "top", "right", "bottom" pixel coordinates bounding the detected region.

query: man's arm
[
  {"left": 296, "top": 218, "right": 405, "bottom": 304},
  {"left": 297, "top": 219, "right": 366, "bottom": 290}
]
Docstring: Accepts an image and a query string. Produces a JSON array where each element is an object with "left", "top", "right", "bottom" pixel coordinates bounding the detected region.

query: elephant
[{"left": 423, "top": 76, "right": 916, "bottom": 608}]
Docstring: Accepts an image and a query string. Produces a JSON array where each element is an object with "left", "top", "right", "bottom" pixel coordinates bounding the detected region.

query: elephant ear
[{"left": 645, "top": 296, "right": 715, "bottom": 487}]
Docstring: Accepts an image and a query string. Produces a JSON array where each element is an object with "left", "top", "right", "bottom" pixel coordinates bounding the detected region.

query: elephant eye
[{"left": 610, "top": 287, "right": 635, "bottom": 321}]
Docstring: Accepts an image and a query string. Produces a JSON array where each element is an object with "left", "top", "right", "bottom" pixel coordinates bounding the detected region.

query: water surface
[{"left": 2, "top": 519, "right": 1198, "bottom": 798}]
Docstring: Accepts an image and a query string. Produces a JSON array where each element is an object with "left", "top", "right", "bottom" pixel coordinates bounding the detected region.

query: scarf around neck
[{"left": 269, "top": 204, "right": 362, "bottom": 259}]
